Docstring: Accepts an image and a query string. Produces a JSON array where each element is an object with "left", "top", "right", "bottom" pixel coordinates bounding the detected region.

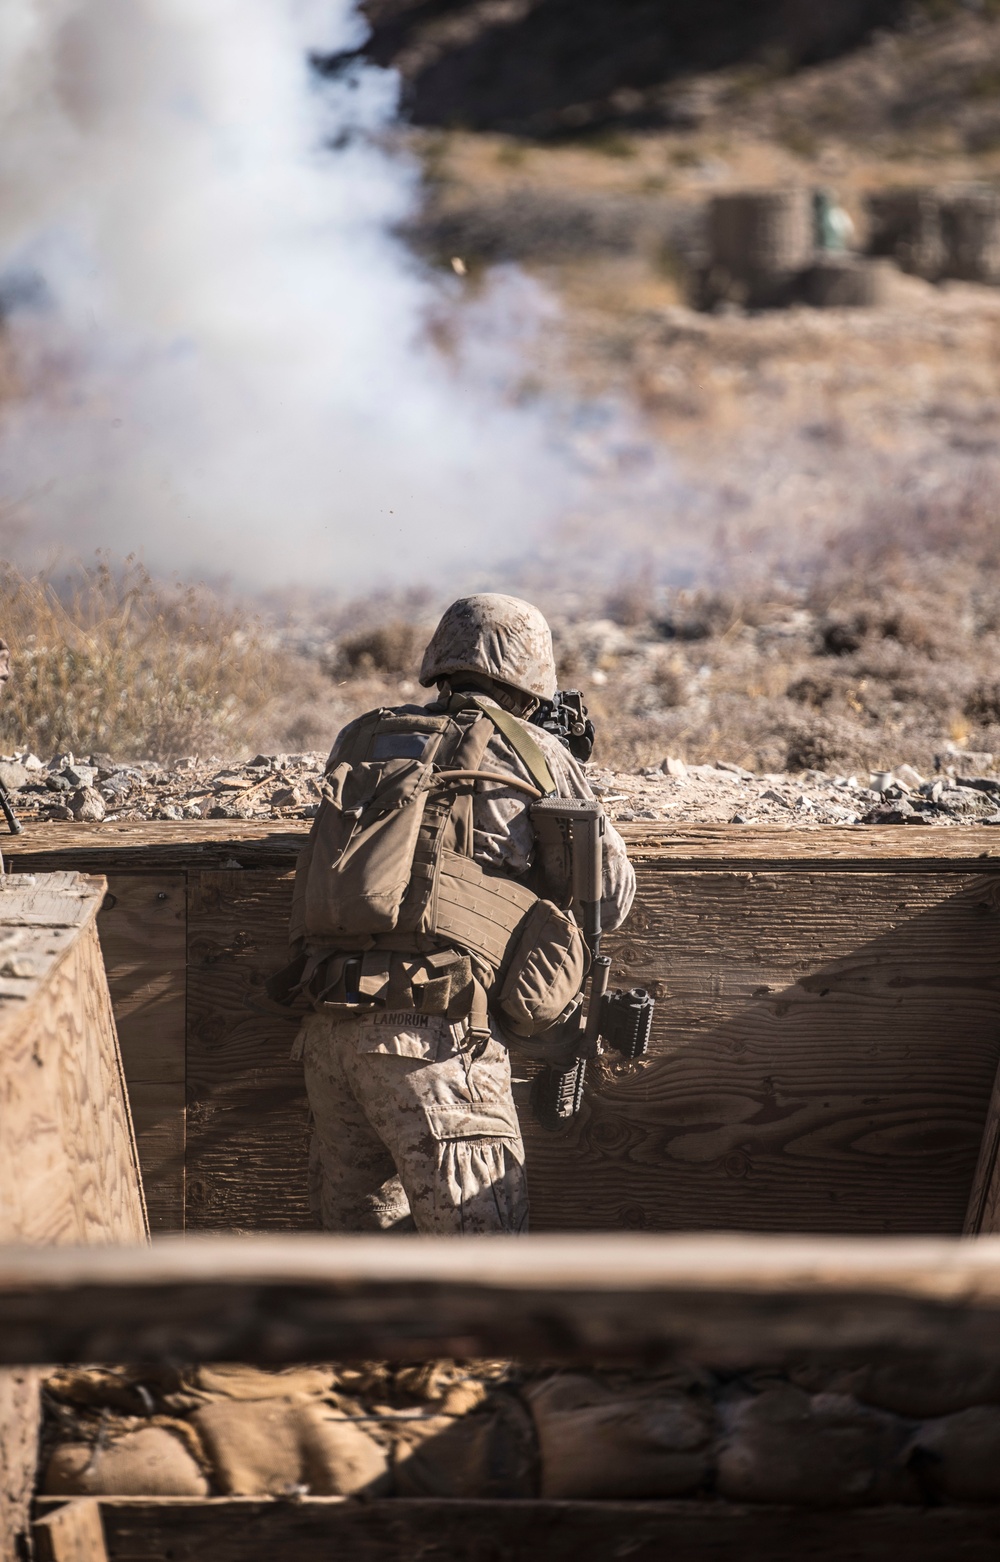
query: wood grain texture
[
  {"left": 8, "top": 828, "right": 1000, "bottom": 1237},
  {"left": 0, "top": 875, "right": 145, "bottom": 1559},
  {"left": 31, "top": 1499, "right": 1000, "bottom": 1562},
  {"left": 522, "top": 870, "right": 1000, "bottom": 1235},
  {"left": 966, "top": 1049, "right": 1000, "bottom": 1235},
  {"left": 0, "top": 893, "right": 147, "bottom": 1246},
  {"left": 9, "top": 820, "right": 1000, "bottom": 873},
  {"left": 0, "top": 1368, "right": 41, "bottom": 1562},
  {"left": 33, "top": 1500, "right": 108, "bottom": 1562},
  {"left": 126, "top": 1084, "right": 184, "bottom": 1235},
  {"left": 0, "top": 874, "right": 148, "bottom": 1249},
  {"left": 0, "top": 871, "right": 100, "bottom": 928},
  {"left": 95, "top": 876, "right": 187, "bottom": 1232},
  {"left": 96, "top": 877, "right": 186, "bottom": 1086},
  {"left": 7, "top": 1232, "right": 1000, "bottom": 1369},
  {"left": 185, "top": 871, "right": 309, "bottom": 1231},
  {"left": 181, "top": 864, "right": 1000, "bottom": 1235}
]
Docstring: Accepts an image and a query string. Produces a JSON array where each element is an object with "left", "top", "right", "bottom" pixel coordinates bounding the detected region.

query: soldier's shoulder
[{"left": 511, "top": 718, "right": 593, "bottom": 796}]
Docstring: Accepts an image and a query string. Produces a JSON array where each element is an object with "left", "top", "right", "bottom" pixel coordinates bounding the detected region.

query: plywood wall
[
  {"left": 10, "top": 823, "right": 1000, "bottom": 1240},
  {"left": 0, "top": 870, "right": 147, "bottom": 1560}
]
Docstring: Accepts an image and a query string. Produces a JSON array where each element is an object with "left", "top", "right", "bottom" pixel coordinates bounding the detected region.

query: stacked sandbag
[
  {"left": 191, "top": 1399, "right": 389, "bottom": 1498},
  {"left": 40, "top": 1359, "right": 532, "bottom": 1500},
  {"left": 716, "top": 1384, "right": 917, "bottom": 1506},
  {"left": 867, "top": 187, "right": 946, "bottom": 279},
  {"left": 815, "top": 1358, "right": 1000, "bottom": 1418},
  {"left": 394, "top": 1395, "right": 535, "bottom": 1498},
  {"left": 43, "top": 1424, "right": 210, "bottom": 1498},
  {"left": 526, "top": 1371, "right": 713, "bottom": 1499},
  {"left": 703, "top": 189, "right": 813, "bottom": 309},
  {"left": 906, "top": 1407, "right": 1000, "bottom": 1502},
  {"left": 800, "top": 257, "right": 890, "bottom": 309},
  {"left": 38, "top": 1358, "right": 1000, "bottom": 1506},
  {"left": 941, "top": 188, "right": 1000, "bottom": 285}
]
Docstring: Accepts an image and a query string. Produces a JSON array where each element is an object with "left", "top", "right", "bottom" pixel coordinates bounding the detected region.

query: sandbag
[
  {"left": 827, "top": 1361, "right": 1000, "bottom": 1419},
  {"left": 192, "top": 1398, "right": 389, "bottom": 1497},
  {"left": 43, "top": 1425, "right": 209, "bottom": 1497},
  {"left": 193, "top": 1364, "right": 336, "bottom": 1401},
  {"left": 527, "top": 1374, "right": 712, "bottom": 1500},
  {"left": 717, "top": 1388, "right": 915, "bottom": 1507},
  {"left": 909, "top": 1407, "right": 1000, "bottom": 1501},
  {"left": 393, "top": 1399, "right": 536, "bottom": 1498}
]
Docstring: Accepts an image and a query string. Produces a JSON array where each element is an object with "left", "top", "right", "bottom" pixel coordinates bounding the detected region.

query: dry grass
[
  {"left": 0, "top": 560, "right": 335, "bottom": 762},
  {"left": 553, "top": 481, "right": 1000, "bottom": 776},
  {"left": 1, "top": 499, "right": 997, "bottom": 781}
]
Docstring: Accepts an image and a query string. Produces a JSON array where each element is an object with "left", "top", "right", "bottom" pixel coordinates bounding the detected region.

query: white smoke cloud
[{"left": 0, "top": 0, "right": 576, "bottom": 589}]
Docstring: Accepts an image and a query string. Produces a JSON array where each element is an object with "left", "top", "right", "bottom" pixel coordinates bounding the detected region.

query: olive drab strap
[
  {"left": 394, "top": 709, "right": 495, "bottom": 935},
  {"left": 450, "top": 694, "right": 557, "bottom": 796}
]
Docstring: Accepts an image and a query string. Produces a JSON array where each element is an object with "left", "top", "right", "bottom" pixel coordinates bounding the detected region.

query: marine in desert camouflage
[{"left": 289, "top": 595, "right": 635, "bottom": 1234}]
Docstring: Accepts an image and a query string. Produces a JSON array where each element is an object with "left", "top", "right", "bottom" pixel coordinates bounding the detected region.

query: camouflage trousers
[{"left": 297, "top": 1009, "right": 528, "bottom": 1235}]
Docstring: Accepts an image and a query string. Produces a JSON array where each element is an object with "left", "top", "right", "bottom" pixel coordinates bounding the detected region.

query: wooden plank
[
  {"left": 8, "top": 822, "right": 310, "bottom": 874},
  {"left": 0, "top": 1368, "right": 41, "bottom": 1562},
  {"left": 0, "top": 907, "right": 147, "bottom": 1247},
  {"left": 521, "top": 869, "right": 1000, "bottom": 1235},
  {"left": 185, "top": 871, "right": 309, "bottom": 1231},
  {"left": 97, "top": 876, "right": 186, "bottom": 1085},
  {"left": 0, "top": 875, "right": 147, "bottom": 1558},
  {"left": 0, "top": 871, "right": 103, "bottom": 927},
  {"left": 38, "top": 1498, "right": 1000, "bottom": 1562},
  {"left": 127, "top": 1084, "right": 184, "bottom": 1234},
  {"left": 33, "top": 1500, "right": 108, "bottom": 1562},
  {"left": 183, "top": 864, "right": 1000, "bottom": 1237},
  {"left": 7, "top": 828, "right": 1000, "bottom": 1238},
  {"left": 966, "top": 1051, "right": 1000, "bottom": 1233},
  {"left": 95, "top": 876, "right": 187, "bottom": 1231},
  {"left": 8, "top": 820, "right": 1000, "bottom": 874},
  {"left": 6, "top": 1232, "right": 1000, "bottom": 1368}
]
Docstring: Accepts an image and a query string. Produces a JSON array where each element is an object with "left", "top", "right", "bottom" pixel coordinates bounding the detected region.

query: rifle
[
  {"left": 530, "top": 690, "right": 595, "bottom": 763},
  {"left": 0, "top": 780, "right": 22, "bottom": 836},
  {"left": 528, "top": 798, "right": 653, "bottom": 1129}
]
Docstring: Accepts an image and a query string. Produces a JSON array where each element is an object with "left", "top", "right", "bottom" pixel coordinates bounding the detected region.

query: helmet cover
[{"left": 419, "top": 594, "right": 557, "bottom": 701}]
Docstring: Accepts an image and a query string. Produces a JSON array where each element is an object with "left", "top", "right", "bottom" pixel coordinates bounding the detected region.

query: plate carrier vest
[{"left": 287, "top": 695, "right": 588, "bottom": 1039}]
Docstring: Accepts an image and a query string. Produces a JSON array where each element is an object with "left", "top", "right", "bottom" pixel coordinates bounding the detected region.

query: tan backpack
[{"left": 287, "top": 695, "right": 589, "bottom": 1039}]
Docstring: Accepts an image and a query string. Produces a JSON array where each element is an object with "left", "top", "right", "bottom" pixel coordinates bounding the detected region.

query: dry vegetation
[
  {"left": 4, "top": 472, "right": 1000, "bottom": 783},
  {"left": 0, "top": 560, "right": 338, "bottom": 763},
  {"left": 3, "top": 12, "right": 1000, "bottom": 780},
  {"left": 556, "top": 482, "right": 1000, "bottom": 776}
]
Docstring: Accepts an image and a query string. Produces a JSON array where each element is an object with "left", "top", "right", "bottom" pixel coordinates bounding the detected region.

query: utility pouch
[
  {"left": 495, "top": 897, "right": 590, "bottom": 1039},
  {"left": 304, "top": 756, "right": 435, "bottom": 937}
]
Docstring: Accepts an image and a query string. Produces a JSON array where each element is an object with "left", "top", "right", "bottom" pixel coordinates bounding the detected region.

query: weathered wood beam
[
  {"left": 33, "top": 1500, "right": 108, "bottom": 1562},
  {"left": 8, "top": 819, "right": 1000, "bottom": 874},
  {"left": 32, "top": 1497, "right": 1000, "bottom": 1562},
  {"left": 5, "top": 1233, "right": 1000, "bottom": 1368},
  {"left": 966, "top": 1056, "right": 1000, "bottom": 1235}
]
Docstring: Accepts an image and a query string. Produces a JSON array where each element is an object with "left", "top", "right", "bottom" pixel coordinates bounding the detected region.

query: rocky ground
[{"left": 4, "top": 745, "right": 999, "bottom": 831}]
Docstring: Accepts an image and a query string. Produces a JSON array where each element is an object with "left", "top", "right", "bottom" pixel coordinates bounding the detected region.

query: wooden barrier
[
  {"left": 13, "top": 1231, "right": 1000, "bottom": 1562},
  {"left": 28, "top": 1496, "right": 1000, "bottom": 1562},
  {"left": 0, "top": 869, "right": 147, "bottom": 1562},
  {"left": 7, "top": 822, "right": 1000, "bottom": 1239},
  {"left": 5, "top": 1232, "right": 1000, "bottom": 1368}
]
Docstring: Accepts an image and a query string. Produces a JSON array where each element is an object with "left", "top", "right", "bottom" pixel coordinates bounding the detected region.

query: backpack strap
[{"left": 450, "top": 694, "right": 557, "bottom": 796}]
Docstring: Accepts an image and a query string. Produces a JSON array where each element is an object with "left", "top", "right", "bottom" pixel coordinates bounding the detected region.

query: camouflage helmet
[{"left": 419, "top": 594, "right": 557, "bottom": 701}]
